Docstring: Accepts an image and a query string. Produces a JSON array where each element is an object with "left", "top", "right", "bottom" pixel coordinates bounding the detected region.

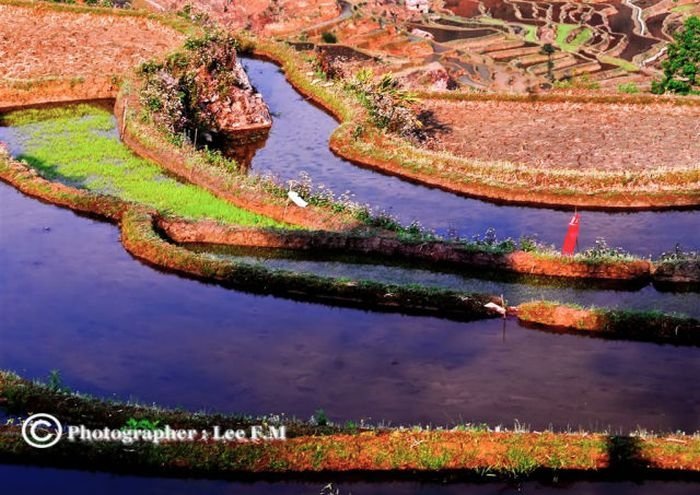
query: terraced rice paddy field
[
  {"left": 0, "top": 0, "right": 699, "bottom": 493},
  {"left": 422, "top": 98, "right": 700, "bottom": 170},
  {"left": 317, "top": 0, "right": 699, "bottom": 92}
]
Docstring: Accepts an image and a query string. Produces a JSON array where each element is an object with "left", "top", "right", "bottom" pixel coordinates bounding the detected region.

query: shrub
[
  {"left": 553, "top": 75, "right": 600, "bottom": 90},
  {"left": 321, "top": 31, "right": 338, "bottom": 44},
  {"left": 139, "top": 31, "right": 243, "bottom": 138},
  {"left": 346, "top": 69, "right": 423, "bottom": 140},
  {"left": 312, "top": 409, "right": 329, "bottom": 426},
  {"left": 652, "top": 16, "right": 700, "bottom": 95},
  {"left": 577, "top": 238, "right": 634, "bottom": 262},
  {"left": 317, "top": 52, "right": 349, "bottom": 80},
  {"left": 618, "top": 82, "right": 639, "bottom": 94},
  {"left": 658, "top": 244, "right": 699, "bottom": 264},
  {"left": 468, "top": 228, "right": 518, "bottom": 254}
]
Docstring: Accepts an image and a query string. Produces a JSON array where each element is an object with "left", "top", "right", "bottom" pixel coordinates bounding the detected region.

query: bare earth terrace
[
  {"left": 425, "top": 99, "right": 700, "bottom": 171},
  {"left": 0, "top": 4, "right": 183, "bottom": 80}
]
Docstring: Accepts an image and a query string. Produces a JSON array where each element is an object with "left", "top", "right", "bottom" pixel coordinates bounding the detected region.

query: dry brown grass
[
  {"left": 0, "top": 2, "right": 184, "bottom": 81},
  {"left": 423, "top": 98, "right": 700, "bottom": 172}
]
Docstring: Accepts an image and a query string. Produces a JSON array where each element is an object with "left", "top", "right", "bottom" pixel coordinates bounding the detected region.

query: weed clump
[
  {"left": 658, "top": 244, "right": 699, "bottom": 264},
  {"left": 346, "top": 68, "right": 424, "bottom": 141}
]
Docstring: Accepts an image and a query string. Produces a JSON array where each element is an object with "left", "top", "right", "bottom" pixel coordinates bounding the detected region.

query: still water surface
[{"left": 1, "top": 183, "right": 699, "bottom": 432}]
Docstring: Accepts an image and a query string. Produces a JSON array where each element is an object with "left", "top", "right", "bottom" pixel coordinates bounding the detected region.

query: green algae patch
[{"left": 3, "top": 104, "right": 282, "bottom": 227}]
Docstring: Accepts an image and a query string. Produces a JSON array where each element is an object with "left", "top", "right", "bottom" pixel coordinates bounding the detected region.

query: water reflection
[
  {"left": 242, "top": 57, "right": 699, "bottom": 256},
  {"left": 0, "top": 465, "right": 698, "bottom": 495},
  {"left": 186, "top": 243, "right": 700, "bottom": 318},
  {"left": 1, "top": 183, "right": 699, "bottom": 432}
]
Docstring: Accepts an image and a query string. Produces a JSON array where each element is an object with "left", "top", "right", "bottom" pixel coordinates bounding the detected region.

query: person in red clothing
[{"left": 562, "top": 211, "right": 580, "bottom": 255}]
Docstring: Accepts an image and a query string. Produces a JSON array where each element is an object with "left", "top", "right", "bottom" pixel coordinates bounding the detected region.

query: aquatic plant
[
  {"left": 46, "top": 370, "right": 70, "bottom": 394},
  {"left": 658, "top": 244, "right": 700, "bottom": 264},
  {"left": 6, "top": 105, "right": 281, "bottom": 226},
  {"left": 312, "top": 409, "right": 329, "bottom": 427},
  {"left": 577, "top": 238, "right": 636, "bottom": 263}
]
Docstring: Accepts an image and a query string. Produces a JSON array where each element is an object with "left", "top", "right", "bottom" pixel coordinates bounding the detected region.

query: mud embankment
[
  {"left": 0, "top": 154, "right": 497, "bottom": 322},
  {"left": 2, "top": 371, "right": 700, "bottom": 481},
  {"left": 114, "top": 90, "right": 356, "bottom": 232},
  {"left": 518, "top": 301, "right": 700, "bottom": 345},
  {"left": 0, "top": 81, "right": 697, "bottom": 287},
  {"left": 160, "top": 217, "right": 656, "bottom": 282},
  {"left": 252, "top": 41, "right": 700, "bottom": 210},
  {"left": 0, "top": 78, "right": 118, "bottom": 113}
]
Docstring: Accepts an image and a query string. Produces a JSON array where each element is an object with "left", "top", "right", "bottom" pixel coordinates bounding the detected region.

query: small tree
[
  {"left": 321, "top": 31, "right": 338, "bottom": 44},
  {"left": 541, "top": 43, "right": 556, "bottom": 83},
  {"left": 652, "top": 16, "right": 700, "bottom": 95}
]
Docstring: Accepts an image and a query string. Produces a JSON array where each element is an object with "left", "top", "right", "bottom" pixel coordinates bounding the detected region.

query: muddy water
[
  {"left": 2, "top": 465, "right": 698, "bottom": 495},
  {"left": 409, "top": 24, "right": 498, "bottom": 42},
  {"left": 2, "top": 183, "right": 700, "bottom": 432},
  {"left": 446, "top": 0, "right": 522, "bottom": 23},
  {"left": 243, "top": 58, "right": 699, "bottom": 256},
  {"left": 647, "top": 12, "right": 671, "bottom": 41}
]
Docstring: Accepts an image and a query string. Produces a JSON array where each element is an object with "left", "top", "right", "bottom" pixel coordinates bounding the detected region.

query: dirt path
[{"left": 626, "top": 0, "right": 647, "bottom": 36}]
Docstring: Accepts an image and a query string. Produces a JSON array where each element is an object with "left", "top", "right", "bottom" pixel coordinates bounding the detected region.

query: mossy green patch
[
  {"left": 556, "top": 24, "right": 593, "bottom": 52},
  {"left": 598, "top": 55, "right": 639, "bottom": 72},
  {"left": 4, "top": 105, "right": 282, "bottom": 227}
]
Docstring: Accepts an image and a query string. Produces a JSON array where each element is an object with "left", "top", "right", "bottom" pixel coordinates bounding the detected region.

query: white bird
[
  {"left": 287, "top": 190, "right": 308, "bottom": 208},
  {"left": 484, "top": 302, "right": 507, "bottom": 316}
]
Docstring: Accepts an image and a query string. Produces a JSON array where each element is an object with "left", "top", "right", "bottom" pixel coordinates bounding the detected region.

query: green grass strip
[
  {"left": 556, "top": 24, "right": 593, "bottom": 52},
  {"left": 598, "top": 54, "right": 639, "bottom": 72},
  {"left": 3, "top": 105, "right": 282, "bottom": 227}
]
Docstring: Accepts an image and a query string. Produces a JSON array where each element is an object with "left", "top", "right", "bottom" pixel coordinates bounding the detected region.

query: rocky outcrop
[
  {"left": 194, "top": 57, "right": 272, "bottom": 144},
  {"left": 137, "top": 31, "right": 272, "bottom": 147}
]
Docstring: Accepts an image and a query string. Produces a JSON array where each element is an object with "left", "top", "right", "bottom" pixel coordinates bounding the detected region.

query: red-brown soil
[
  {"left": 424, "top": 98, "right": 700, "bottom": 171},
  {"left": 159, "top": 216, "right": 654, "bottom": 282},
  {"left": 518, "top": 301, "right": 606, "bottom": 331},
  {"left": 517, "top": 300, "right": 700, "bottom": 345},
  {"left": 158, "top": 0, "right": 340, "bottom": 36},
  {"left": 0, "top": 3, "right": 183, "bottom": 80}
]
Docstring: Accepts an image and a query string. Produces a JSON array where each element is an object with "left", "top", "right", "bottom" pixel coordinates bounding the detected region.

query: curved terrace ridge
[
  {"left": 251, "top": 40, "right": 700, "bottom": 210},
  {"left": 0, "top": 105, "right": 698, "bottom": 347}
]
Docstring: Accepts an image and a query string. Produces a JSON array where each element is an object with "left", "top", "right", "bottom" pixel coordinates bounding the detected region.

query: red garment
[{"left": 562, "top": 212, "right": 580, "bottom": 255}]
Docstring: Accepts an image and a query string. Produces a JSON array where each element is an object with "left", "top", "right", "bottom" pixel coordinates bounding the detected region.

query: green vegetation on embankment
[
  {"left": 2, "top": 370, "right": 700, "bottom": 480},
  {"left": 2, "top": 105, "right": 282, "bottom": 227}
]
